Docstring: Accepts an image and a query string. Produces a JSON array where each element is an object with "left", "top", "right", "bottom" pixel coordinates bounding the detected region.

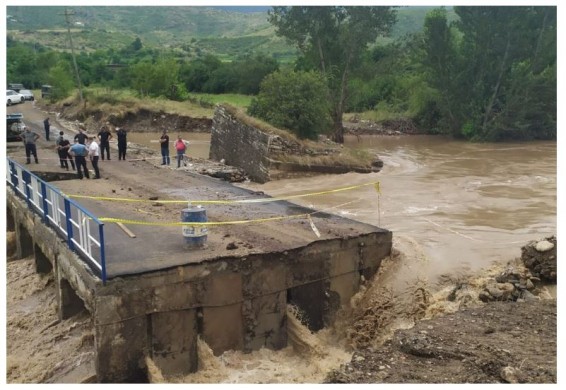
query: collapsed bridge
[{"left": 6, "top": 157, "right": 391, "bottom": 382}]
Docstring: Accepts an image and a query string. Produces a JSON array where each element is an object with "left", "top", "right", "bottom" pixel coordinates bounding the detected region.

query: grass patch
[
  {"left": 78, "top": 87, "right": 215, "bottom": 118},
  {"left": 190, "top": 93, "right": 253, "bottom": 108},
  {"left": 344, "top": 101, "right": 410, "bottom": 123},
  {"left": 275, "top": 148, "right": 374, "bottom": 168}
]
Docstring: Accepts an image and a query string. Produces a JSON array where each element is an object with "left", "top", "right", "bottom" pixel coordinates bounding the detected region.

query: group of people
[
  {"left": 24, "top": 119, "right": 190, "bottom": 180},
  {"left": 52, "top": 123, "right": 129, "bottom": 180},
  {"left": 54, "top": 126, "right": 100, "bottom": 179},
  {"left": 159, "top": 129, "right": 190, "bottom": 168}
]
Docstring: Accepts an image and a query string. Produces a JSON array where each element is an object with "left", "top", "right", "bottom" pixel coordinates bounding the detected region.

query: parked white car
[
  {"left": 19, "top": 89, "right": 35, "bottom": 101},
  {"left": 6, "top": 90, "right": 24, "bottom": 106}
]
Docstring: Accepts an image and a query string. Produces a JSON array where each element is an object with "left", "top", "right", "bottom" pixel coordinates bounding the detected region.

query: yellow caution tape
[
  {"left": 67, "top": 181, "right": 380, "bottom": 205},
  {"left": 99, "top": 213, "right": 311, "bottom": 226},
  {"left": 98, "top": 198, "right": 365, "bottom": 227}
]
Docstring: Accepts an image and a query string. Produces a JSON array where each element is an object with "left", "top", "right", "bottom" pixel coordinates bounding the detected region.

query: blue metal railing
[{"left": 6, "top": 158, "right": 107, "bottom": 283}]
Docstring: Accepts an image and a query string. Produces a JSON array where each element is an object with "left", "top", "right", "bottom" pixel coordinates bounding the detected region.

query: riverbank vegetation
[{"left": 7, "top": 6, "right": 555, "bottom": 142}]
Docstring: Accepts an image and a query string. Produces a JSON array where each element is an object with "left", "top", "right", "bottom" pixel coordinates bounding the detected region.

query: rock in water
[{"left": 535, "top": 240, "right": 554, "bottom": 252}]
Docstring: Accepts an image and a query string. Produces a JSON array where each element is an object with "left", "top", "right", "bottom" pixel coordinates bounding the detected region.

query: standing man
[
  {"left": 97, "top": 125, "right": 113, "bottom": 160},
  {"left": 88, "top": 136, "right": 101, "bottom": 179},
  {"left": 159, "top": 129, "right": 170, "bottom": 165},
  {"left": 116, "top": 127, "right": 128, "bottom": 161},
  {"left": 74, "top": 125, "right": 88, "bottom": 145},
  {"left": 56, "top": 131, "right": 75, "bottom": 171},
  {"left": 69, "top": 139, "right": 90, "bottom": 179},
  {"left": 43, "top": 117, "right": 51, "bottom": 141},
  {"left": 22, "top": 126, "right": 40, "bottom": 164},
  {"left": 55, "top": 130, "right": 66, "bottom": 168}
]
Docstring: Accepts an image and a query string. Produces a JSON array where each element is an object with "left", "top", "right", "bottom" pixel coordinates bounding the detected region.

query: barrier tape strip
[
  {"left": 66, "top": 181, "right": 380, "bottom": 205},
  {"left": 98, "top": 199, "right": 363, "bottom": 227},
  {"left": 99, "top": 213, "right": 310, "bottom": 226}
]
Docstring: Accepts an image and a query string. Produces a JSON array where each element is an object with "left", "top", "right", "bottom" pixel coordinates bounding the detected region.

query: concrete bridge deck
[{"left": 9, "top": 150, "right": 383, "bottom": 279}]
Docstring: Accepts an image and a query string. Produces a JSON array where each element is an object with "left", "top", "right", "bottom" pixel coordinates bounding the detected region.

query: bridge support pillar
[
  {"left": 149, "top": 310, "right": 198, "bottom": 375},
  {"left": 202, "top": 302, "right": 244, "bottom": 355},
  {"left": 244, "top": 291, "right": 288, "bottom": 351},
  {"left": 94, "top": 307, "right": 148, "bottom": 383},
  {"left": 57, "top": 276, "right": 85, "bottom": 320}
]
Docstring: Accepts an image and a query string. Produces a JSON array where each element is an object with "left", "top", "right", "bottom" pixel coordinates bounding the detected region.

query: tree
[
  {"left": 47, "top": 61, "right": 75, "bottom": 100},
  {"left": 233, "top": 54, "right": 279, "bottom": 95},
  {"left": 130, "top": 57, "right": 180, "bottom": 98},
  {"left": 130, "top": 37, "right": 143, "bottom": 51},
  {"left": 419, "top": 6, "right": 556, "bottom": 140},
  {"left": 179, "top": 54, "right": 222, "bottom": 92},
  {"left": 420, "top": 8, "right": 462, "bottom": 133},
  {"left": 248, "top": 70, "right": 331, "bottom": 140},
  {"left": 268, "top": 6, "right": 397, "bottom": 142}
]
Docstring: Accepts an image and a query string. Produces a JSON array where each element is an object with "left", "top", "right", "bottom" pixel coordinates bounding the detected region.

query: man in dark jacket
[
  {"left": 43, "top": 117, "right": 50, "bottom": 141},
  {"left": 159, "top": 129, "right": 170, "bottom": 165},
  {"left": 74, "top": 125, "right": 88, "bottom": 145},
  {"left": 56, "top": 131, "right": 75, "bottom": 171},
  {"left": 97, "top": 125, "right": 113, "bottom": 160},
  {"left": 116, "top": 127, "right": 128, "bottom": 161}
]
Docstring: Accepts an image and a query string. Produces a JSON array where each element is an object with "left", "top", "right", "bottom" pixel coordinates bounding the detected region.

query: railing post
[
  {"left": 99, "top": 224, "right": 107, "bottom": 284},
  {"left": 9, "top": 160, "right": 18, "bottom": 187},
  {"left": 23, "top": 170, "right": 32, "bottom": 208},
  {"left": 64, "top": 197, "right": 75, "bottom": 251},
  {"left": 41, "top": 182, "right": 49, "bottom": 225}
]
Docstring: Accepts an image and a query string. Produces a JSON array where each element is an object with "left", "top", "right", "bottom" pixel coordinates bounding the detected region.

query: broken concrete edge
[{"left": 211, "top": 105, "right": 381, "bottom": 183}]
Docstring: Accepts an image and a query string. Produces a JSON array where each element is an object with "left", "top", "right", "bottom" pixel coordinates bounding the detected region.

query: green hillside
[{"left": 7, "top": 6, "right": 450, "bottom": 59}]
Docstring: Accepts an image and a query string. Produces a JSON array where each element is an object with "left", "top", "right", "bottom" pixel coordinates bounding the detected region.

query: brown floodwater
[
  {"left": 126, "top": 131, "right": 211, "bottom": 159},
  {"left": 130, "top": 131, "right": 557, "bottom": 287}
]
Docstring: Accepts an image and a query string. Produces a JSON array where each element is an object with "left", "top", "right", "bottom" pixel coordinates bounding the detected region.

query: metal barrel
[{"left": 181, "top": 206, "right": 208, "bottom": 247}]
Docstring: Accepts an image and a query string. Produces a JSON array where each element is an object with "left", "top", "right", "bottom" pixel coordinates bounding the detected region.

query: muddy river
[{"left": 244, "top": 135, "right": 557, "bottom": 288}]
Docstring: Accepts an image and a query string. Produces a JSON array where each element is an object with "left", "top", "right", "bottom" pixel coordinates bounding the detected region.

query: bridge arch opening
[
  {"left": 59, "top": 277, "right": 87, "bottom": 319},
  {"left": 7, "top": 206, "right": 15, "bottom": 231},
  {"left": 34, "top": 243, "right": 53, "bottom": 274},
  {"left": 17, "top": 223, "right": 34, "bottom": 259}
]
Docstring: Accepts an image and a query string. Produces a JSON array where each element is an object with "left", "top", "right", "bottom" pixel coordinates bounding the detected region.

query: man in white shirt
[{"left": 87, "top": 136, "right": 101, "bottom": 179}]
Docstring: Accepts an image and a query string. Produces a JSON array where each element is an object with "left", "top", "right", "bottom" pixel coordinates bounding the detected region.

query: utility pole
[{"left": 61, "top": 8, "right": 84, "bottom": 104}]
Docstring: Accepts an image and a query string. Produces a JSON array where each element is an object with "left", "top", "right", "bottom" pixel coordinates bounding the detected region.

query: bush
[{"left": 247, "top": 70, "right": 331, "bottom": 140}]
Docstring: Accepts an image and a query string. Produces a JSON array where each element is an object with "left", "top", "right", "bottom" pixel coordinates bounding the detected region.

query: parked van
[
  {"left": 8, "top": 83, "right": 25, "bottom": 92},
  {"left": 41, "top": 85, "right": 53, "bottom": 99}
]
